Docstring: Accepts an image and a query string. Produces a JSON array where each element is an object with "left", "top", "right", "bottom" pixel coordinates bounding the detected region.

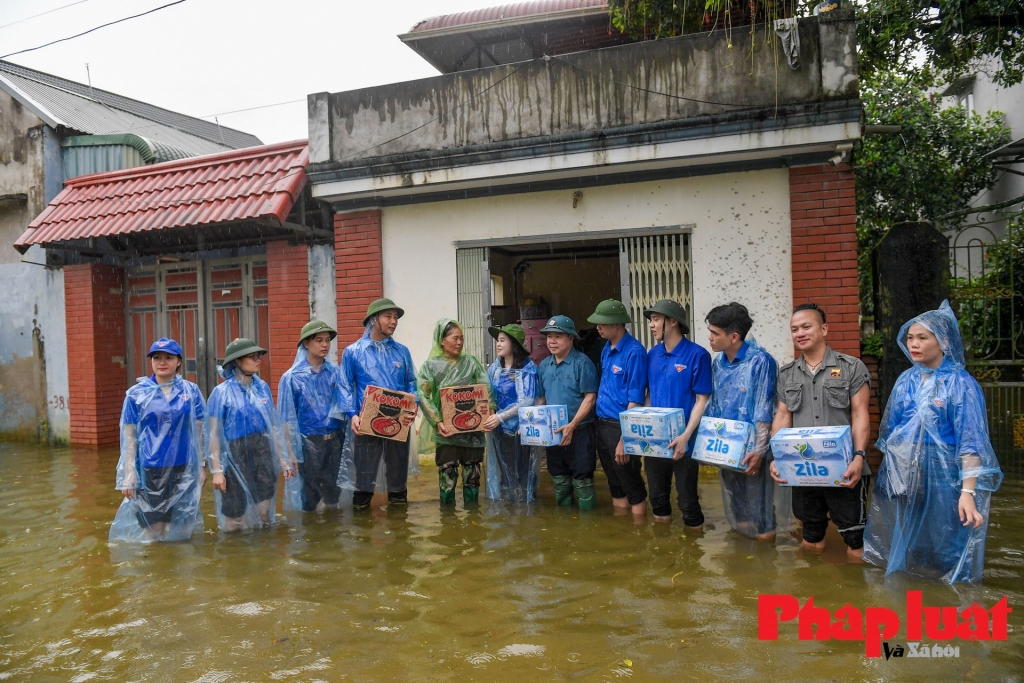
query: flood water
[{"left": 1, "top": 442, "right": 1022, "bottom": 682}]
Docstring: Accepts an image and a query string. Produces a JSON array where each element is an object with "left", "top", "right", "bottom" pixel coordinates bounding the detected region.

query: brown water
[{"left": 0, "top": 442, "right": 1022, "bottom": 682}]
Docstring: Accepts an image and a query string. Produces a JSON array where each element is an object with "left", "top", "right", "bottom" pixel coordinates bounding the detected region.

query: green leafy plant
[
  {"left": 861, "top": 330, "right": 884, "bottom": 358},
  {"left": 855, "top": 69, "right": 1010, "bottom": 313},
  {"left": 856, "top": 0, "right": 1024, "bottom": 89}
]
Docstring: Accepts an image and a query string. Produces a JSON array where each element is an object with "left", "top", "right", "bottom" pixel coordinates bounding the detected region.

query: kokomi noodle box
[
  {"left": 358, "top": 385, "right": 417, "bottom": 441},
  {"left": 440, "top": 384, "right": 491, "bottom": 434}
]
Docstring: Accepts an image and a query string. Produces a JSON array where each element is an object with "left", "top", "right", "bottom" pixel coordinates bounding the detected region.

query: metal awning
[{"left": 14, "top": 140, "right": 329, "bottom": 258}]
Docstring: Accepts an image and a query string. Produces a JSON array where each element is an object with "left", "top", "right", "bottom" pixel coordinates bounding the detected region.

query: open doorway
[{"left": 455, "top": 229, "right": 693, "bottom": 368}]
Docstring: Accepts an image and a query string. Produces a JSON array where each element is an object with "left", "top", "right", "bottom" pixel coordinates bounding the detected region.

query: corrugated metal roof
[
  {"left": 0, "top": 59, "right": 262, "bottom": 153},
  {"left": 15, "top": 140, "right": 308, "bottom": 253},
  {"left": 408, "top": 0, "right": 606, "bottom": 34}
]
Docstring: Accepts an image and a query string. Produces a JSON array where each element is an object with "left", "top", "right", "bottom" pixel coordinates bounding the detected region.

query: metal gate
[
  {"left": 619, "top": 233, "right": 693, "bottom": 349},
  {"left": 949, "top": 209, "right": 1024, "bottom": 477},
  {"left": 125, "top": 256, "right": 269, "bottom": 395},
  {"left": 455, "top": 247, "right": 491, "bottom": 364}
]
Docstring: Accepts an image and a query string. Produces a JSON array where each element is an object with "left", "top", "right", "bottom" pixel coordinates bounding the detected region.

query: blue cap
[
  {"left": 148, "top": 337, "right": 183, "bottom": 358},
  {"left": 540, "top": 315, "right": 578, "bottom": 337}
]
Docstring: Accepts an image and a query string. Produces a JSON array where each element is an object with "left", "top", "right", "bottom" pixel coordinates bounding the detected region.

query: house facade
[
  {"left": 307, "top": 6, "right": 863, "bottom": 369},
  {"left": 0, "top": 59, "right": 261, "bottom": 443}
]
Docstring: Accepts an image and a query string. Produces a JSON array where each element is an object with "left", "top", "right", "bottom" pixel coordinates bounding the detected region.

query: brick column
[
  {"left": 335, "top": 209, "right": 383, "bottom": 348},
  {"left": 789, "top": 163, "right": 859, "bottom": 357},
  {"left": 266, "top": 240, "right": 310, "bottom": 400},
  {"left": 64, "top": 263, "right": 127, "bottom": 446}
]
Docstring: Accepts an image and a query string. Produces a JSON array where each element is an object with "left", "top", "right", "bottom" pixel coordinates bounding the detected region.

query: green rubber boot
[
  {"left": 463, "top": 487, "right": 480, "bottom": 504},
  {"left": 552, "top": 474, "right": 575, "bottom": 506},
  {"left": 574, "top": 478, "right": 596, "bottom": 510}
]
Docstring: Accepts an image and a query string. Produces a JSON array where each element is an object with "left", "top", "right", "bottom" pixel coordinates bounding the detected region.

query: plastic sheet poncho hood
[
  {"left": 417, "top": 319, "right": 495, "bottom": 453},
  {"left": 110, "top": 375, "right": 206, "bottom": 543},
  {"left": 206, "top": 369, "right": 291, "bottom": 531},
  {"left": 484, "top": 357, "right": 542, "bottom": 502},
  {"left": 334, "top": 323, "right": 419, "bottom": 493},
  {"left": 705, "top": 337, "right": 790, "bottom": 538},
  {"left": 278, "top": 347, "right": 349, "bottom": 512},
  {"left": 863, "top": 300, "right": 1003, "bottom": 583}
]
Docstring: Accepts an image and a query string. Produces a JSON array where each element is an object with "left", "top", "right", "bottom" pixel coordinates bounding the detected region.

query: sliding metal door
[{"left": 619, "top": 233, "right": 693, "bottom": 349}]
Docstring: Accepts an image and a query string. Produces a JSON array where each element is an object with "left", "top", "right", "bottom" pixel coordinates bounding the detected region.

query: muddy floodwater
[{"left": 1, "top": 442, "right": 1022, "bottom": 682}]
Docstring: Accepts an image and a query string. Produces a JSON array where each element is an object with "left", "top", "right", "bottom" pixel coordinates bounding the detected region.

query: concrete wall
[
  {"left": 0, "top": 91, "right": 70, "bottom": 443},
  {"left": 380, "top": 168, "right": 793, "bottom": 368},
  {"left": 311, "top": 13, "right": 857, "bottom": 165}
]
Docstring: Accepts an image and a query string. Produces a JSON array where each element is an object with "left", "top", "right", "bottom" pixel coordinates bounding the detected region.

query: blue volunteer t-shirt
[
  {"left": 122, "top": 378, "right": 204, "bottom": 469},
  {"left": 281, "top": 360, "right": 343, "bottom": 435},
  {"left": 537, "top": 348, "right": 599, "bottom": 424},
  {"left": 596, "top": 332, "right": 648, "bottom": 420},
  {"left": 647, "top": 338, "right": 713, "bottom": 451}
]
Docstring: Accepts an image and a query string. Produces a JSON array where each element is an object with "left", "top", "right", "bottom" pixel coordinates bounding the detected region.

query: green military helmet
[
  {"left": 587, "top": 299, "right": 631, "bottom": 325},
  {"left": 222, "top": 337, "right": 267, "bottom": 365},
  {"left": 643, "top": 299, "right": 690, "bottom": 334},
  {"left": 297, "top": 320, "right": 337, "bottom": 347},
  {"left": 363, "top": 297, "right": 405, "bottom": 326}
]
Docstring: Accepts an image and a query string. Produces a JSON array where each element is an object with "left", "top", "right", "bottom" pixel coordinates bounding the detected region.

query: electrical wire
[
  {"left": 199, "top": 99, "right": 306, "bottom": 118},
  {"left": 0, "top": 0, "right": 95, "bottom": 32},
  {"left": 0, "top": 0, "right": 188, "bottom": 60}
]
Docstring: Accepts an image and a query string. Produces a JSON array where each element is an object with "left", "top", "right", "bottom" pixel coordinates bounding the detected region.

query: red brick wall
[
  {"left": 335, "top": 210, "right": 384, "bottom": 348},
  {"left": 266, "top": 240, "right": 310, "bottom": 400},
  {"left": 789, "top": 163, "right": 859, "bottom": 357},
  {"left": 64, "top": 263, "right": 127, "bottom": 446}
]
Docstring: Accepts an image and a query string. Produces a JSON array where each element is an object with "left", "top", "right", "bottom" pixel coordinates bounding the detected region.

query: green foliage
[
  {"left": 856, "top": 0, "right": 1024, "bottom": 89},
  {"left": 861, "top": 330, "right": 884, "bottom": 358},
  {"left": 607, "top": 0, "right": 796, "bottom": 40},
  {"left": 855, "top": 69, "right": 1010, "bottom": 312},
  {"left": 608, "top": 0, "right": 705, "bottom": 39}
]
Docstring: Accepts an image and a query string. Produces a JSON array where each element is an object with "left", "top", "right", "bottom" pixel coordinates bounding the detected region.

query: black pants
[
  {"left": 545, "top": 422, "right": 596, "bottom": 480},
  {"left": 221, "top": 433, "right": 277, "bottom": 518},
  {"left": 299, "top": 431, "right": 344, "bottom": 511},
  {"left": 352, "top": 433, "right": 410, "bottom": 507},
  {"left": 135, "top": 464, "right": 188, "bottom": 526},
  {"left": 792, "top": 478, "right": 869, "bottom": 549},
  {"left": 595, "top": 419, "right": 647, "bottom": 505},
  {"left": 645, "top": 455, "right": 704, "bottom": 526}
]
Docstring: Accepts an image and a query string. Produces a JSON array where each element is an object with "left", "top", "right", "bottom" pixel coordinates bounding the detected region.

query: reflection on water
[{"left": 1, "top": 442, "right": 1022, "bottom": 681}]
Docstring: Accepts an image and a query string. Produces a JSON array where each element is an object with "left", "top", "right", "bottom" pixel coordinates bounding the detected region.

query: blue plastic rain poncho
[
  {"left": 863, "top": 301, "right": 1003, "bottom": 583},
  {"left": 111, "top": 375, "right": 206, "bottom": 543},
  {"left": 484, "top": 357, "right": 542, "bottom": 502},
  {"left": 416, "top": 319, "right": 495, "bottom": 453},
  {"left": 705, "top": 337, "right": 789, "bottom": 538},
  {"left": 278, "top": 347, "right": 349, "bottom": 512},
  {"left": 207, "top": 366, "right": 292, "bottom": 531},
  {"left": 334, "top": 324, "right": 419, "bottom": 495}
]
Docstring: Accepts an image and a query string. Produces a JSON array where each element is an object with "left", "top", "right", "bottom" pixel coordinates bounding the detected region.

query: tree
[
  {"left": 856, "top": 0, "right": 1024, "bottom": 88},
  {"left": 607, "top": 0, "right": 797, "bottom": 40},
  {"left": 856, "top": 69, "right": 1010, "bottom": 312}
]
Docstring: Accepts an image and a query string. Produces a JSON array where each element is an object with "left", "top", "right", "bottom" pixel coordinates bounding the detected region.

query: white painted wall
[
  {"left": 380, "top": 168, "right": 794, "bottom": 369},
  {"left": 307, "top": 244, "right": 339, "bottom": 363}
]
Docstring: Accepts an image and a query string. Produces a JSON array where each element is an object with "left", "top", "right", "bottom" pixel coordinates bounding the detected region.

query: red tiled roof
[
  {"left": 15, "top": 140, "right": 308, "bottom": 253},
  {"left": 409, "top": 0, "right": 606, "bottom": 34}
]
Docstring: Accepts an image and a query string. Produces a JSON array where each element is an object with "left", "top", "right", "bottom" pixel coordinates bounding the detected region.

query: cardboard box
[
  {"left": 619, "top": 407, "right": 687, "bottom": 458},
  {"left": 692, "top": 417, "right": 754, "bottom": 470},
  {"left": 358, "top": 385, "right": 417, "bottom": 441},
  {"left": 440, "top": 384, "right": 491, "bottom": 434},
  {"left": 770, "top": 425, "right": 853, "bottom": 486},
  {"left": 518, "top": 405, "right": 568, "bottom": 446}
]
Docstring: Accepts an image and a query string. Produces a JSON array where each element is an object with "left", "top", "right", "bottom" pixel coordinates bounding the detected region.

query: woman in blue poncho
[
  {"left": 482, "top": 324, "right": 541, "bottom": 502},
  {"left": 863, "top": 301, "right": 1003, "bottom": 583},
  {"left": 207, "top": 338, "right": 295, "bottom": 532},
  {"left": 111, "top": 338, "right": 206, "bottom": 543}
]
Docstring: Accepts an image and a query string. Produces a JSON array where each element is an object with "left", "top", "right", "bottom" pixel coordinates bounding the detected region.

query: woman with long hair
[{"left": 482, "top": 324, "right": 541, "bottom": 502}]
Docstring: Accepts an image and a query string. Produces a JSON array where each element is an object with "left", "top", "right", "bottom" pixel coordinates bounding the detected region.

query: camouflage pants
[{"left": 439, "top": 462, "right": 481, "bottom": 503}]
